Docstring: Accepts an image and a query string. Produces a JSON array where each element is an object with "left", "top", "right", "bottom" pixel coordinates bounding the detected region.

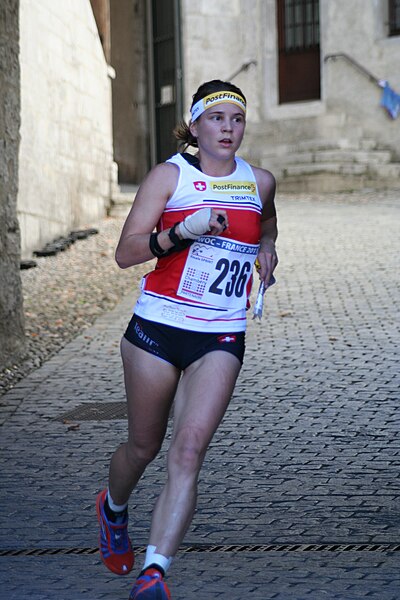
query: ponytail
[{"left": 173, "top": 120, "right": 198, "bottom": 149}]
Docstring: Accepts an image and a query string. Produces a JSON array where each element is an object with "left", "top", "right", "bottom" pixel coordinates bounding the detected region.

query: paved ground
[{"left": 0, "top": 191, "right": 399, "bottom": 599}]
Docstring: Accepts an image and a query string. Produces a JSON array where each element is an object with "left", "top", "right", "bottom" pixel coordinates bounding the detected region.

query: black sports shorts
[{"left": 124, "top": 314, "right": 245, "bottom": 370}]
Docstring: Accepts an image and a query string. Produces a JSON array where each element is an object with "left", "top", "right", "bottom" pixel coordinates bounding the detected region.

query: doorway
[
  {"left": 148, "top": 0, "right": 183, "bottom": 165},
  {"left": 277, "top": 0, "right": 320, "bottom": 103}
]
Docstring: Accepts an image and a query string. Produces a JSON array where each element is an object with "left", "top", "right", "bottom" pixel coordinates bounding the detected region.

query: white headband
[{"left": 191, "top": 91, "right": 246, "bottom": 122}]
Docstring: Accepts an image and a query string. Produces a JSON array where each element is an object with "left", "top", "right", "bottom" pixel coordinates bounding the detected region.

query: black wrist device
[
  {"left": 168, "top": 223, "right": 194, "bottom": 251},
  {"left": 149, "top": 232, "right": 168, "bottom": 258}
]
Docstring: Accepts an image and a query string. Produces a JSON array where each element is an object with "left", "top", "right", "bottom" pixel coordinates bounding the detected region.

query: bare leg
[
  {"left": 108, "top": 337, "right": 180, "bottom": 505},
  {"left": 148, "top": 350, "right": 241, "bottom": 557}
]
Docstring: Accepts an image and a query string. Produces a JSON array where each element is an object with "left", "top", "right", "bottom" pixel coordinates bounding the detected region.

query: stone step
[
  {"left": 108, "top": 184, "right": 138, "bottom": 218},
  {"left": 275, "top": 160, "right": 400, "bottom": 192},
  {"left": 256, "top": 136, "right": 400, "bottom": 192},
  {"left": 279, "top": 162, "right": 368, "bottom": 177},
  {"left": 276, "top": 149, "right": 392, "bottom": 166},
  {"left": 244, "top": 130, "right": 381, "bottom": 161},
  {"left": 369, "top": 162, "right": 400, "bottom": 178},
  {"left": 260, "top": 139, "right": 384, "bottom": 158},
  {"left": 277, "top": 171, "right": 400, "bottom": 193},
  {"left": 292, "top": 138, "right": 379, "bottom": 152}
]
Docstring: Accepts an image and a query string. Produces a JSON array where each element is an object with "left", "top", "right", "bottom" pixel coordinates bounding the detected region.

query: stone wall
[
  {"left": 18, "top": 0, "right": 114, "bottom": 258},
  {"left": 180, "top": 0, "right": 260, "bottom": 122},
  {"left": 0, "top": 0, "right": 26, "bottom": 366},
  {"left": 322, "top": 0, "right": 400, "bottom": 156}
]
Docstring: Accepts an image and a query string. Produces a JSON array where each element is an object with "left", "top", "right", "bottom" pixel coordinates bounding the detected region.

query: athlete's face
[{"left": 190, "top": 102, "right": 246, "bottom": 160}]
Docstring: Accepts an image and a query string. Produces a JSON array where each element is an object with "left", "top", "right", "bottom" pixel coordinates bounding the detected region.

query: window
[
  {"left": 389, "top": 0, "right": 400, "bottom": 35},
  {"left": 282, "top": 0, "right": 320, "bottom": 52}
]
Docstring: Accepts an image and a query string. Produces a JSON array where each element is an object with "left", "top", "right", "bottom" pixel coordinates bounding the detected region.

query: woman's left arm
[{"left": 252, "top": 166, "right": 279, "bottom": 285}]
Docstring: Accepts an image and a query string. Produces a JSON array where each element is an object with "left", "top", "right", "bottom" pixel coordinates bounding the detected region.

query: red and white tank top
[{"left": 134, "top": 153, "right": 263, "bottom": 332}]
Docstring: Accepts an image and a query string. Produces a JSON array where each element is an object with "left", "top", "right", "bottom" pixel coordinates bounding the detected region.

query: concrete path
[{"left": 1, "top": 191, "right": 399, "bottom": 599}]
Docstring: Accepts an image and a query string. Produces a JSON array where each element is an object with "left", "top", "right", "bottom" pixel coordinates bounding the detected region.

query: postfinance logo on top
[
  {"left": 203, "top": 91, "right": 246, "bottom": 110},
  {"left": 210, "top": 181, "right": 256, "bottom": 194}
]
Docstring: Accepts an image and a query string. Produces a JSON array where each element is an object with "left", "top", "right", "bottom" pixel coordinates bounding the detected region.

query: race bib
[{"left": 177, "top": 235, "right": 259, "bottom": 308}]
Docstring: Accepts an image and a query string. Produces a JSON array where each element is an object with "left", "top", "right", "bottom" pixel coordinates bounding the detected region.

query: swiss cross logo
[
  {"left": 217, "top": 335, "right": 237, "bottom": 343},
  {"left": 193, "top": 181, "right": 207, "bottom": 191}
]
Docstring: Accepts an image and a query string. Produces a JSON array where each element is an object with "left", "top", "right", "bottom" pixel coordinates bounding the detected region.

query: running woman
[{"left": 96, "top": 79, "right": 278, "bottom": 599}]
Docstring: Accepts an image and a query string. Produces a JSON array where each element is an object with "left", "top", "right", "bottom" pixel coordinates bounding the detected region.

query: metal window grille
[
  {"left": 389, "top": 0, "right": 400, "bottom": 35},
  {"left": 282, "top": 0, "right": 320, "bottom": 52}
]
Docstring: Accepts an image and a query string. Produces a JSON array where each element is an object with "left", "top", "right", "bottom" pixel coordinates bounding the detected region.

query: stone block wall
[
  {"left": 0, "top": 0, "right": 26, "bottom": 365},
  {"left": 180, "top": 0, "right": 260, "bottom": 122},
  {"left": 321, "top": 0, "right": 400, "bottom": 156},
  {"left": 18, "top": 0, "right": 114, "bottom": 258}
]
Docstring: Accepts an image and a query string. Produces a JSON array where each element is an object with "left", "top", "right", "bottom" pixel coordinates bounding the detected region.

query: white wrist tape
[{"left": 178, "top": 208, "right": 212, "bottom": 240}]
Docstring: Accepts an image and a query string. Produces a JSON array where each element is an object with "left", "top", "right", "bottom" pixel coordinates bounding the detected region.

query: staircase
[
  {"left": 107, "top": 139, "right": 400, "bottom": 205},
  {"left": 258, "top": 139, "right": 400, "bottom": 193}
]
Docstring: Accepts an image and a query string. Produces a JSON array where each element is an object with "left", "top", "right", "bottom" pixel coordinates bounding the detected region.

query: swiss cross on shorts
[{"left": 193, "top": 181, "right": 207, "bottom": 191}]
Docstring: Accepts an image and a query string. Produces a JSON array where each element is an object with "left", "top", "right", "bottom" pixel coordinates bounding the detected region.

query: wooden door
[{"left": 277, "top": 0, "right": 320, "bottom": 103}]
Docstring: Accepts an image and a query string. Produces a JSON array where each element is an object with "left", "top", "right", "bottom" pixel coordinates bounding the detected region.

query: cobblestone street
[{"left": 0, "top": 191, "right": 399, "bottom": 599}]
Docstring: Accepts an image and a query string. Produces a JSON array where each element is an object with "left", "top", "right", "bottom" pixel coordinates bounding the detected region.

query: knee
[
  {"left": 168, "top": 427, "right": 207, "bottom": 475},
  {"left": 126, "top": 437, "right": 161, "bottom": 469}
]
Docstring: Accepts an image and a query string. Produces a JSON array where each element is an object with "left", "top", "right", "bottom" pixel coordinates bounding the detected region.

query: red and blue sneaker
[
  {"left": 96, "top": 489, "right": 134, "bottom": 575},
  {"left": 129, "top": 567, "right": 171, "bottom": 599}
]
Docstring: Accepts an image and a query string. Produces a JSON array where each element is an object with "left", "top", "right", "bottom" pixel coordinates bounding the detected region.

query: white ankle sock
[
  {"left": 107, "top": 489, "right": 128, "bottom": 513},
  {"left": 144, "top": 544, "right": 173, "bottom": 574}
]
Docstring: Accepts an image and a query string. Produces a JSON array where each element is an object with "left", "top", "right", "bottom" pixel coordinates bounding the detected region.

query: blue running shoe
[
  {"left": 129, "top": 567, "right": 171, "bottom": 599},
  {"left": 96, "top": 489, "right": 134, "bottom": 575}
]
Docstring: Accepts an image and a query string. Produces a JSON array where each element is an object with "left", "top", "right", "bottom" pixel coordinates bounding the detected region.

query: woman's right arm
[
  {"left": 115, "top": 163, "right": 179, "bottom": 269},
  {"left": 115, "top": 161, "right": 229, "bottom": 269}
]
